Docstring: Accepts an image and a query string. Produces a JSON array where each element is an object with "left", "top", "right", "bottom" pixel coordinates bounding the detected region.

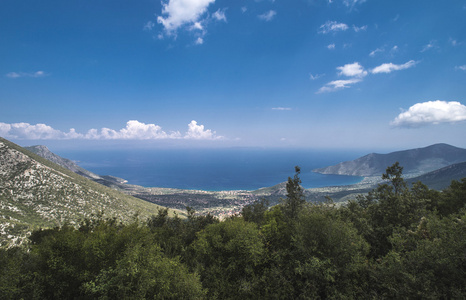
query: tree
[
  {"left": 290, "top": 205, "right": 370, "bottom": 298},
  {"left": 21, "top": 217, "right": 205, "bottom": 299},
  {"left": 191, "top": 218, "right": 265, "bottom": 299},
  {"left": 381, "top": 161, "right": 407, "bottom": 196},
  {"left": 282, "top": 166, "right": 306, "bottom": 220},
  {"left": 374, "top": 211, "right": 466, "bottom": 299},
  {"left": 241, "top": 198, "right": 269, "bottom": 225}
]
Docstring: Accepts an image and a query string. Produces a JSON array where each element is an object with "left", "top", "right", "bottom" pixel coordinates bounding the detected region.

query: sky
[{"left": 1, "top": 0, "right": 466, "bottom": 151}]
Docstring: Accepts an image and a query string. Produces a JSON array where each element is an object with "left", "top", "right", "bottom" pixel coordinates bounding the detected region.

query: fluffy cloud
[
  {"left": 0, "top": 123, "right": 81, "bottom": 139},
  {"left": 0, "top": 120, "right": 222, "bottom": 140},
  {"left": 258, "top": 10, "right": 276, "bottom": 22},
  {"left": 157, "top": 0, "right": 215, "bottom": 33},
  {"left": 185, "top": 120, "right": 222, "bottom": 139},
  {"left": 371, "top": 60, "right": 417, "bottom": 74},
  {"left": 317, "top": 60, "right": 416, "bottom": 93},
  {"left": 318, "top": 62, "right": 365, "bottom": 93},
  {"left": 456, "top": 65, "right": 466, "bottom": 71},
  {"left": 319, "top": 21, "right": 348, "bottom": 34},
  {"left": 6, "top": 71, "right": 47, "bottom": 78},
  {"left": 327, "top": 43, "right": 335, "bottom": 50},
  {"left": 86, "top": 120, "right": 177, "bottom": 140},
  {"left": 337, "top": 62, "right": 367, "bottom": 78},
  {"left": 391, "top": 100, "right": 466, "bottom": 127}
]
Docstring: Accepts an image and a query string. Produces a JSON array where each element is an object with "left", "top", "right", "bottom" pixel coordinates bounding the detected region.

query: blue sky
[{"left": 1, "top": 0, "right": 466, "bottom": 151}]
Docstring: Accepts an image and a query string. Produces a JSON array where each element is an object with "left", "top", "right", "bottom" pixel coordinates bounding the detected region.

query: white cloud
[
  {"left": 6, "top": 71, "right": 47, "bottom": 78},
  {"left": 337, "top": 62, "right": 367, "bottom": 78},
  {"left": 327, "top": 43, "right": 335, "bottom": 50},
  {"left": 212, "top": 8, "right": 227, "bottom": 22},
  {"left": 371, "top": 60, "right": 417, "bottom": 74},
  {"left": 317, "top": 78, "right": 362, "bottom": 93},
  {"left": 258, "top": 10, "right": 276, "bottom": 22},
  {"left": 143, "top": 21, "right": 155, "bottom": 31},
  {"left": 91, "top": 120, "right": 175, "bottom": 140},
  {"left": 0, "top": 122, "right": 81, "bottom": 139},
  {"left": 391, "top": 100, "right": 466, "bottom": 127},
  {"left": 456, "top": 65, "right": 466, "bottom": 71},
  {"left": 353, "top": 25, "right": 367, "bottom": 32},
  {"left": 195, "top": 37, "right": 204, "bottom": 44},
  {"left": 319, "top": 21, "right": 348, "bottom": 34},
  {"left": 0, "top": 120, "right": 222, "bottom": 140},
  {"left": 309, "top": 73, "right": 324, "bottom": 80},
  {"left": 317, "top": 62, "right": 366, "bottom": 93},
  {"left": 317, "top": 59, "right": 417, "bottom": 93},
  {"left": 272, "top": 107, "right": 292, "bottom": 111},
  {"left": 157, "top": 0, "right": 215, "bottom": 33},
  {"left": 421, "top": 40, "right": 436, "bottom": 52},
  {"left": 185, "top": 120, "right": 222, "bottom": 139},
  {"left": 369, "top": 47, "right": 384, "bottom": 57},
  {"left": 190, "top": 21, "right": 204, "bottom": 31},
  {"left": 241, "top": 6, "right": 247, "bottom": 13}
]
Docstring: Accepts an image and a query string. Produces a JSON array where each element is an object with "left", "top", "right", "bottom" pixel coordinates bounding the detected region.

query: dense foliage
[{"left": 1, "top": 163, "right": 466, "bottom": 299}]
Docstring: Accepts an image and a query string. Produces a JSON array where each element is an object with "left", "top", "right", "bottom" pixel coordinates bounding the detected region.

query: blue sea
[{"left": 57, "top": 148, "right": 365, "bottom": 191}]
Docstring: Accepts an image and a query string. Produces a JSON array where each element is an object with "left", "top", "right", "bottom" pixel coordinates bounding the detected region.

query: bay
[{"left": 57, "top": 148, "right": 366, "bottom": 191}]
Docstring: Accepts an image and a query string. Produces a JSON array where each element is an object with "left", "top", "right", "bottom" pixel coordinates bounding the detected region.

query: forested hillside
[{"left": 1, "top": 163, "right": 465, "bottom": 299}]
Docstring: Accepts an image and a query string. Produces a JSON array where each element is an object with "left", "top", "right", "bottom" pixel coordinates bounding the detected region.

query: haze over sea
[{"left": 57, "top": 148, "right": 366, "bottom": 191}]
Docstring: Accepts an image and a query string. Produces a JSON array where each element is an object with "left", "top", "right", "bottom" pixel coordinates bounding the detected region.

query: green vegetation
[{"left": 1, "top": 163, "right": 466, "bottom": 299}]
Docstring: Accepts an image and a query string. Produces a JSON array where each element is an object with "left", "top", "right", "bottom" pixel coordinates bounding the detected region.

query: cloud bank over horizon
[
  {"left": 391, "top": 100, "right": 466, "bottom": 127},
  {"left": 0, "top": 120, "right": 223, "bottom": 141}
]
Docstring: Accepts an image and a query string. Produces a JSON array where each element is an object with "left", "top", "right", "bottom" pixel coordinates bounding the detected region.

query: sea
[{"left": 56, "top": 148, "right": 366, "bottom": 191}]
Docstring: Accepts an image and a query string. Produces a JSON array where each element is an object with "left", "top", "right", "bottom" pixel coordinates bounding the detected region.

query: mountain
[
  {"left": 313, "top": 144, "right": 466, "bottom": 176},
  {"left": 0, "top": 137, "right": 173, "bottom": 247},
  {"left": 25, "top": 145, "right": 128, "bottom": 186},
  {"left": 24, "top": 145, "right": 102, "bottom": 180},
  {"left": 406, "top": 161, "right": 466, "bottom": 190}
]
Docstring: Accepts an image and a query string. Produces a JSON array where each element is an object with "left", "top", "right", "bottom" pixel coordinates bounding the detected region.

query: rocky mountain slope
[
  {"left": 24, "top": 145, "right": 102, "bottom": 180},
  {"left": 25, "top": 145, "right": 129, "bottom": 187},
  {"left": 314, "top": 143, "right": 466, "bottom": 176},
  {"left": 0, "top": 137, "right": 173, "bottom": 247}
]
